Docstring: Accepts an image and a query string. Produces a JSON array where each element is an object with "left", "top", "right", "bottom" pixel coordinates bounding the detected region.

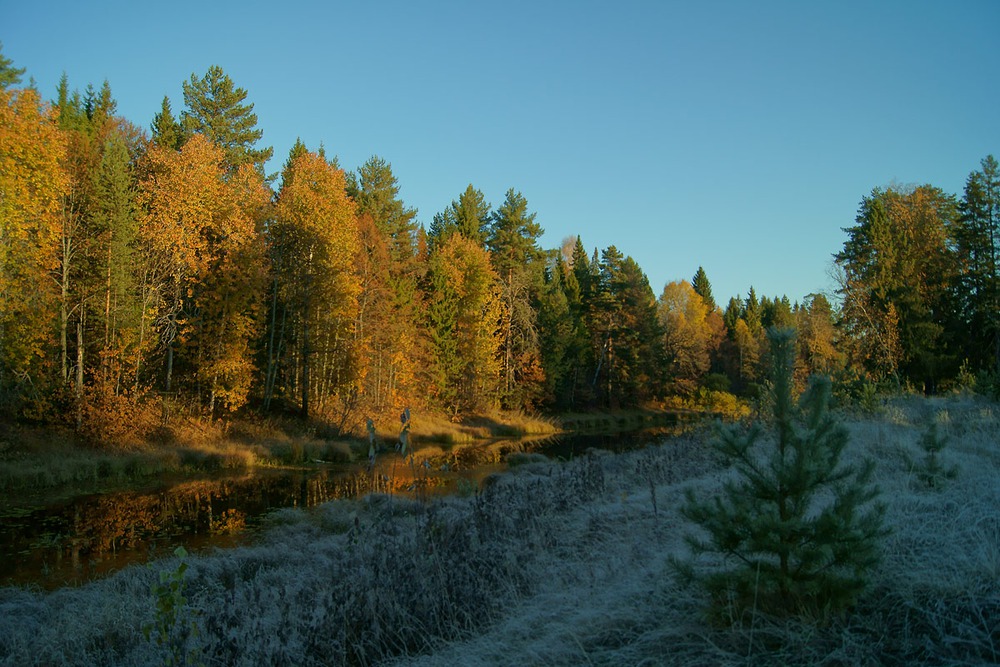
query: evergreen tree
[
  {"left": 762, "top": 294, "right": 795, "bottom": 330},
  {"left": 151, "top": 96, "right": 183, "bottom": 150},
  {"left": 350, "top": 155, "right": 418, "bottom": 259},
  {"left": 428, "top": 184, "right": 491, "bottom": 248},
  {"left": 537, "top": 256, "right": 574, "bottom": 407},
  {"left": 0, "top": 42, "right": 25, "bottom": 90},
  {"left": 691, "top": 266, "right": 717, "bottom": 311},
  {"left": 589, "top": 247, "right": 663, "bottom": 406},
  {"left": 487, "top": 188, "right": 545, "bottom": 408},
  {"left": 181, "top": 65, "right": 273, "bottom": 176},
  {"left": 677, "top": 328, "right": 886, "bottom": 618},
  {"left": 954, "top": 155, "right": 1000, "bottom": 373},
  {"left": 836, "top": 185, "right": 958, "bottom": 391},
  {"left": 743, "top": 286, "right": 762, "bottom": 336},
  {"left": 92, "top": 131, "right": 142, "bottom": 393}
]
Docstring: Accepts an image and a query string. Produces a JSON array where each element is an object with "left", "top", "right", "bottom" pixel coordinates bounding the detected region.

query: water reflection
[{"left": 0, "top": 421, "right": 688, "bottom": 589}]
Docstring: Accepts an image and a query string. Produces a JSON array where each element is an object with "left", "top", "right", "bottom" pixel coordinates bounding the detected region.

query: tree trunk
[
  {"left": 75, "top": 312, "right": 84, "bottom": 429},
  {"left": 300, "top": 301, "right": 310, "bottom": 419},
  {"left": 264, "top": 278, "right": 279, "bottom": 410}
]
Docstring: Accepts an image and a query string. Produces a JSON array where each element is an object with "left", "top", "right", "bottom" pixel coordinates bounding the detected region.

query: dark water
[{"left": 0, "top": 423, "right": 685, "bottom": 589}]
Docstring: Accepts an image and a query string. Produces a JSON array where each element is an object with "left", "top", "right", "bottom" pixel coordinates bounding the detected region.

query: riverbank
[
  {"left": 0, "top": 407, "right": 693, "bottom": 495},
  {"left": 1, "top": 394, "right": 997, "bottom": 665}
]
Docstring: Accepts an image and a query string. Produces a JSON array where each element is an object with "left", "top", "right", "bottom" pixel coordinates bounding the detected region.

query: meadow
[{"left": 1, "top": 394, "right": 997, "bottom": 666}]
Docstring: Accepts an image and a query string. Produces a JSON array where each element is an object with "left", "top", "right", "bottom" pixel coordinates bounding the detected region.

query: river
[{"left": 0, "top": 423, "right": 686, "bottom": 589}]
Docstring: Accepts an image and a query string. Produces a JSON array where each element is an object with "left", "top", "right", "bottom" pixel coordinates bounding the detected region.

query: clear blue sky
[{"left": 5, "top": 1, "right": 999, "bottom": 305}]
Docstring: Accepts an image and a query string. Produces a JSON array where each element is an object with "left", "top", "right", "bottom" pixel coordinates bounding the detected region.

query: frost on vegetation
[{"left": 1, "top": 399, "right": 1000, "bottom": 666}]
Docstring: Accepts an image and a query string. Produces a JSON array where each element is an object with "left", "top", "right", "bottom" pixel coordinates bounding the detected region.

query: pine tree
[
  {"left": 677, "top": 328, "right": 886, "bottom": 619},
  {"left": 0, "top": 42, "right": 26, "bottom": 90},
  {"left": 181, "top": 65, "right": 273, "bottom": 176}
]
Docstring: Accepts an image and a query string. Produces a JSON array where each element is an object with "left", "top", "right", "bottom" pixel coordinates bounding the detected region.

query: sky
[{"left": 4, "top": 0, "right": 999, "bottom": 305}]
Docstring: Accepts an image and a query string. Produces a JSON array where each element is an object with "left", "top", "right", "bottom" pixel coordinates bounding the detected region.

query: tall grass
[{"left": 1, "top": 394, "right": 998, "bottom": 666}]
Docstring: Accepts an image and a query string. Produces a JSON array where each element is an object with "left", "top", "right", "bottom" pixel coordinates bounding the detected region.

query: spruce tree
[
  {"left": 151, "top": 96, "right": 183, "bottom": 150},
  {"left": 677, "top": 328, "right": 886, "bottom": 619},
  {"left": 691, "top": 266, "right": 717, "bottom": 311}
]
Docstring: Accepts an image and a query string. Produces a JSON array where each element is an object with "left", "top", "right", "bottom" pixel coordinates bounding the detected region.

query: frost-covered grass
[{"left": 1, "top": 395, "right": 998, "bottom": 666}]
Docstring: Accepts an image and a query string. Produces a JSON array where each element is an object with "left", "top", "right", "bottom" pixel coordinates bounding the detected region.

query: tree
[
  {"left": 270, "top": 150, "right": 359, "bottom": 418},
  {"left": 589, "top": 247, "right": 663, "bottom": 407},
  {"left": 487, "top": 188, "right": 545, "bottom": 408},
  {"left": 0, "top": 42, "right": 26, "bottom": 90},
  {"left": 138, "top": 134, "right": 270, "bottom": 413},
  {"left": 797, "top": 293, "right": 842, "bottom": 378},
  {"left": 426, "top": 234, "right": 502, "bottom": 415},
  {"left": 677, "top": 328, "right": 886, "bottom": 618},
  {"left": 181, "top": 65, "right": 273, "bottom": 176},
  {"left": 954, "top": 155, "right": 1000, "bottom": 373},
  {"left": 428, "top": 184, "right": 491, "bottom": 248},
  {"left": 658, "top": 280, "right": 723, "bottom": 394},
  {"left": 0, "top": 87, "right": 67, "bottom": 410},
  {"left": 836, "top": 185, "right": 958, "bottom": 391},
  {"left": 349, "top": 155, "right": 418, "bottom": 260},
  {"left": 347, "top": 156, "right": 426, "bottom": 412},
  {"left": 691, "top": 266, "right": 717, "bottom": 311},
  {"left": 536, "top": 256, "right": 575, "bottom": 407},
  {"left": 92, "top": 130, "right": 142, "bottom": 394},
  {"left": 151, "top": 96, "right": 183, "bottom": 151}
]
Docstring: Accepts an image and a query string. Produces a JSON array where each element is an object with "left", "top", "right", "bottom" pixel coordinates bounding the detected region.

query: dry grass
[{"left": 1, "top": 394, "right": 998, "bottom": 666}]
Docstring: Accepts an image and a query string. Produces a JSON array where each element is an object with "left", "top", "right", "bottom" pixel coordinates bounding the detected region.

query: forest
[{"left": 1, "top": 51, "right": 999, "bottom": 442}]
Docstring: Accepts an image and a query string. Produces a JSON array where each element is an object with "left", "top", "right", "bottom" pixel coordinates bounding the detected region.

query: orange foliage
[{"left": 0, "top": 88, "right": 68, "bottom": 381}]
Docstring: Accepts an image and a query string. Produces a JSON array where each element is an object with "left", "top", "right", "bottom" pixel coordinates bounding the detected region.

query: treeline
[{"left": 0, "top": 53, "right": 997, "bottom": 438}]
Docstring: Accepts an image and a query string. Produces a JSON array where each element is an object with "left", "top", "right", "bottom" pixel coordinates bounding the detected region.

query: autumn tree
[
  {"left": 138, "top": 134, "right": 269, "bottom": 414},
  {"left": 270, "top": 150, "right": 359, "bottom": 419},
  {"left": 658, "top": 280, "right": 724, "bottom": 395},
  {"left": 347, "top": 156, "right": 425, "bottom": 411},
  {"left": 426, "top": 234, "right": 502, "bottom": 415},
  {"left": 0, "top": 86, "right": 67, "bottom": 412},
  {"left": 796, "top": 293, "right": 842, "bottom": 378},
  {"left": 181, "top": 65, "right": 273, "bottom": 176}
]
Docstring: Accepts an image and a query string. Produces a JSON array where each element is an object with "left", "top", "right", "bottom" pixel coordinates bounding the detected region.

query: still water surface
[{"left": 0, "top": 426, "right": 681, "bottom": 589}]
